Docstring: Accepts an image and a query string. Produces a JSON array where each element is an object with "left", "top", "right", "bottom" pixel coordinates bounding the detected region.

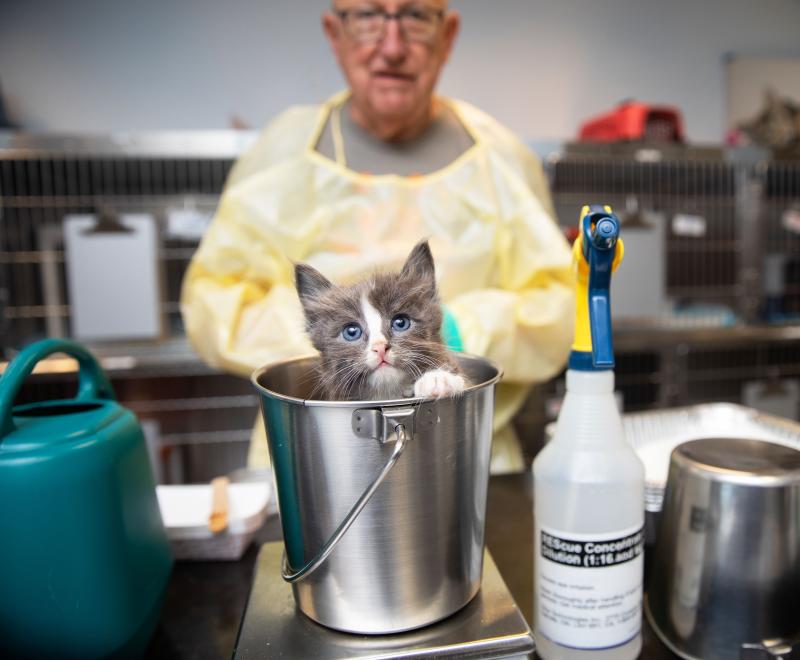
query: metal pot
[
  {"left": 252, "top": 353, "right": 500, "bottom": 634},
  {"left": 646, "top": 437, "right": 800, "bottom": 659}
]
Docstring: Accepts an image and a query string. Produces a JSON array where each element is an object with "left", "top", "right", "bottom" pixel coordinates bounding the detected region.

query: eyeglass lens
[{"left": 342, "top": 5, "right": 442, "bottom": 42}]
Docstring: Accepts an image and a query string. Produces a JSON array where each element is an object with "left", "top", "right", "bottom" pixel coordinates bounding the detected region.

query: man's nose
[{"left": 378, "top": 17, "right": 408, "bottom": 61}]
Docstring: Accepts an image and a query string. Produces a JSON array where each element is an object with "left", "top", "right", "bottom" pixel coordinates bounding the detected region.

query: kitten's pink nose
[{"left": 372, "top": 341, "right": 388, "bottom": 361}]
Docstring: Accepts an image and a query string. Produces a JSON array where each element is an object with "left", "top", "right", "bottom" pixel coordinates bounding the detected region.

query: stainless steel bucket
[{"left": 251, "top": 353, "right": 501, "bottom": 634}]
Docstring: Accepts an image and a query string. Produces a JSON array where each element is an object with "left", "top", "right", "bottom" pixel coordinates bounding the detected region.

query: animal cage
[
  {"left": 2, "top": 133, "right": 800, "bottom": 477},
  {"left": 538, "top": 148, "right": 800, "bottom": 443},
  {"left": 0, "top": 133, "right": 246, "bottom": 347},
  {"left": 0, "top": 132, "right": 258, "bottom": 482}
]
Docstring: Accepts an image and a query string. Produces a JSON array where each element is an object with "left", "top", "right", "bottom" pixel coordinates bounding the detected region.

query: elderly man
[{"left": 181, "top": 0, "right": 574, "bottom": 472}]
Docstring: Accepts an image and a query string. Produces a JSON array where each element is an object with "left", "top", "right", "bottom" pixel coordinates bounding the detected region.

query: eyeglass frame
[{"left": 335, "top": 5, "right": 446, "bottom": 44}]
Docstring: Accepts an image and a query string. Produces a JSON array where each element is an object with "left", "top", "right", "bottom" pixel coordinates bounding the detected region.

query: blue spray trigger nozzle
[
  {"left": 581, "top": 206, "right": 619, "bottom": 259},
  {"left": 577, "top": 206, "right": 621, "bottom": 369},
  {"left": 593, "top": 218, "right": 617, "bottom": 248}
]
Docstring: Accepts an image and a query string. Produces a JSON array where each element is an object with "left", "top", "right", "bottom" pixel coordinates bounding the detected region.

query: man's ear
[
  {"left": 322, "top": 11, "right": 344, "bottom": 64},
  {"left": 440, "top": 10, "right": 460, "bottom": 63},
  {"left": 295, "top": 263, "right": 333, "bottom": 311},
  {"left": 400, "top": 240, "right": 436, "bottom": 286}
]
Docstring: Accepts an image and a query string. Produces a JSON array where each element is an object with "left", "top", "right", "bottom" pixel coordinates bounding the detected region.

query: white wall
[{"left": 1, "top": 0, "right": 799, "bottom": 141}]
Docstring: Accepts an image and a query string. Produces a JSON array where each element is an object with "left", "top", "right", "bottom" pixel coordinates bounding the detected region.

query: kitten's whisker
[
  {"left": 335, "top": 363, "right": 364, "bottom": 401},
  {"left": 338, "top": 366, "right": 356, "bottom": 399},
  {"left": 319, "top": 360, "right": 363, "bottom": 399},
  {"left": 411, "top": 356, "right": 443, "bottom": 371}
]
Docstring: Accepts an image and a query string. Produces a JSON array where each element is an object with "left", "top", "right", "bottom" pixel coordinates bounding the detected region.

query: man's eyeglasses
[{"left": 336, "top": 5, "right": 444, "bottom": 44}]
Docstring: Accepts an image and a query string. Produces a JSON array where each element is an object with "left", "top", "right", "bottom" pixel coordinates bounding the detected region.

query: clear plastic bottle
[
  {"left": 533, "top": 206, "right": 645, "bottom": 659},
  {"left": 533, "top": 370, "right": 645, "bottom": 660}
]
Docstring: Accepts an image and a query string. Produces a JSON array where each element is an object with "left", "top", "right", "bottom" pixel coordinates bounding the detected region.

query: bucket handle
[
  {"left": 0, "top": 339, "right": 115, "bottom": 439},
  {"left": 281, "top": 408, "right": 413, "bottom": 583}
]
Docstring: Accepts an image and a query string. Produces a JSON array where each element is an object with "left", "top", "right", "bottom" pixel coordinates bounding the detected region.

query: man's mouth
[{"left": 372, "top": 71, "right": 414, "bottom": 81}]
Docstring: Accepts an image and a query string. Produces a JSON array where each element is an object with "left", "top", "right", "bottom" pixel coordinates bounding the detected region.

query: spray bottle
[{"left": 533, "top": 206, "right": 645, "bottom": 660}]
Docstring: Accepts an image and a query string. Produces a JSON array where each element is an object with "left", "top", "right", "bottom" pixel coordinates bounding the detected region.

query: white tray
[
  {"left": 546, "top": 403, "right": 800, "bottom": 512},
  {"left": 156, "top": 481, "right": 273, "bottom": 561}
]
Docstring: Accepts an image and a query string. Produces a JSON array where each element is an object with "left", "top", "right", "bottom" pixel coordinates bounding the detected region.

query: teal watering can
[{"left": 0, "top": 339, "right": 172, "bottom": 658}]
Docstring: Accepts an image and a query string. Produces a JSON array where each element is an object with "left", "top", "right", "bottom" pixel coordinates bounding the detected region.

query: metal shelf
[
  {"left": 0, "top": 337, "right": 214, "bottom": 378},
  {"left": 615, "top": 323, "right": 800, "bottom": 351}
]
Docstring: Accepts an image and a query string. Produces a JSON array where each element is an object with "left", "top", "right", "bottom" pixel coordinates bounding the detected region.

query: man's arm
[
  {"left": 180, "top": 185, "right": 313, "bottom": 377},
  {"left": 445, "top": 189, "right": 574, "bottom": 385}
]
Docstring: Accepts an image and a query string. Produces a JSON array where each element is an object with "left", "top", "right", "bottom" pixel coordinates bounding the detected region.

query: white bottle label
[{"left": 536, "top": 523, "right": 644, "bottom": 650}]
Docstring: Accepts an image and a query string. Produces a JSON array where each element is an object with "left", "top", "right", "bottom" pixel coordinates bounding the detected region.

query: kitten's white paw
[{"left": 414, "top": 369, "right": 466, "bottom": 399}]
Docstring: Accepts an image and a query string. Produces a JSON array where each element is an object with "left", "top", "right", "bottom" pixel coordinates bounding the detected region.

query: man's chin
[{"left": 368, "top": 92, "right": 420, "bottom": 121}]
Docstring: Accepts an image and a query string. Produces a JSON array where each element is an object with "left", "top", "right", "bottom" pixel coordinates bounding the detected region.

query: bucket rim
[{"left": 250, "top": 352, "right": 502, "bottom": 408}]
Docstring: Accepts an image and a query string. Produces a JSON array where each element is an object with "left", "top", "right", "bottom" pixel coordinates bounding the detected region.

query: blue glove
[{"left": 441, "top": 306, "right": 464, "bottom": 353}]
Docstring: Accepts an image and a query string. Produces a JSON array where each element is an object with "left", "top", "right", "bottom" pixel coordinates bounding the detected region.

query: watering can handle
[
  {"left": 281, "top": 423, "right": 409, "bottom": 583},
  {"left": 0, "top": 339, "right": 115, "bottom": 439}
]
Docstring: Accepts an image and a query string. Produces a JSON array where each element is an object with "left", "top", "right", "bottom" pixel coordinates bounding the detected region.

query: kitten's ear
[
  {"left": 295, "top": 263, "right": 333, "bottom": 307},
  {"left": 401, "top": 241, "right": 435, "bottom": 285},
  {"left": 765, "top": 87, "right": 780, "bottom": 107}
]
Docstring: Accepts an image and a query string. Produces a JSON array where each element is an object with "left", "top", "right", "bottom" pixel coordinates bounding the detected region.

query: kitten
[{"left": 295, "top": 241, "right": 466, "bottom": 401}]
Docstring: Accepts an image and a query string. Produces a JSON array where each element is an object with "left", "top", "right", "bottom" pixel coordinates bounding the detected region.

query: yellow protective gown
[{"left": 181, "top": 91, "right": 574, "bottom": 472}]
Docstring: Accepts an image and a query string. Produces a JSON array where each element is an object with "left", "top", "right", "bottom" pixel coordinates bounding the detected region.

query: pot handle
[
  {"left": 0, "top": 339, "right": 115, "bottom": 439},
  {"left": 281, "top": 415, "right": 411, "bottom": 583},
  {"left": 741, "top": 634, "right": 800, "bottom": 658}
]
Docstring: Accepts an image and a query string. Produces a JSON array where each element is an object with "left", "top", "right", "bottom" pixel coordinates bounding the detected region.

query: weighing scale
[{"left": 234, "top": 542, "right": 534, "bottom": 659}]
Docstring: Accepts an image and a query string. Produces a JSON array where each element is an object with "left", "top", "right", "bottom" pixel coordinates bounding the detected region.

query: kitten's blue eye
[
  {"left": 391, "top": 314, "right": 411, "bottom": 332},
  {"left": 341, "top": 323, "right": 363, "bottom": 341}
]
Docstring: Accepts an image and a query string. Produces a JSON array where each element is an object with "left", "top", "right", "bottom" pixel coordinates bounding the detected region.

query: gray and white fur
[{"left": 295, "top": 241, "right": 466, "bottom": 401}]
